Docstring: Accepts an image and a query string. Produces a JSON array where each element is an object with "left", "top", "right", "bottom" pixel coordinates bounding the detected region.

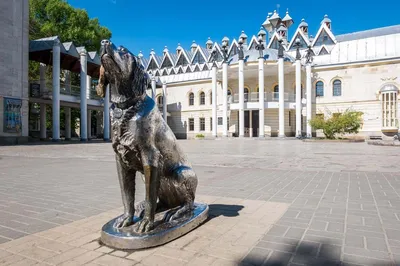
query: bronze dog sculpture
[{"left": 97, "top": 40, "right": 198, "bottom": 233}]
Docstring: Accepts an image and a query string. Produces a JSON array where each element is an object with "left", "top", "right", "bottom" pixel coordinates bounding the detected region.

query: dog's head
[{"left": 97, "top": 39, "right": 149, "bottom": 101}]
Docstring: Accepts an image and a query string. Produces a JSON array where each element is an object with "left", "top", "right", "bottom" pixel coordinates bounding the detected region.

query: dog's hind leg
[{"left": 163, "top": 166, "right": 198, "bottom": 222}]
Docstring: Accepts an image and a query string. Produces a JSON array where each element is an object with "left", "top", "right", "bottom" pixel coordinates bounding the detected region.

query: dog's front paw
[
  {"left": 136, "top": 217, "right": 154, "bottom": 233},
  {"left": 113, "top": 213, "right": 135, "bottom": 229}
]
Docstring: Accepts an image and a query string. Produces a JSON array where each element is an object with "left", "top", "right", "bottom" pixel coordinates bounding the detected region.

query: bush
[
  {"left": 309, "top": 109, "right": 363, "bottom": 139},
  {"left": 195, "top": 134, "right": 205, "bottom": 138}
]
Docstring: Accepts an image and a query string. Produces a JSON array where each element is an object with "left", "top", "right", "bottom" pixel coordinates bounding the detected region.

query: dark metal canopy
[{"left": 29, "top": 36, "right": 101, "bottom": 78}]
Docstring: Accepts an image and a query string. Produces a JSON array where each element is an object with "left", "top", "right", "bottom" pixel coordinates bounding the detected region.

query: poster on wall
[{"left": 3, "top": 97, "right": 22, "bottom": 133}]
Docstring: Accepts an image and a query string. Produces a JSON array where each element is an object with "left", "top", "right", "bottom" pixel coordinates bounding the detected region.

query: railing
[
  {"left": 29, "top": 80, "right": 102, "bottom": 100},
  {"left": 232, "top": 92, "right": 295, "bottom": 103}
]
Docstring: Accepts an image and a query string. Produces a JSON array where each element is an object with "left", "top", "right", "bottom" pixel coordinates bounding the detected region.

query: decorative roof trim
[
  {"left": 311, "top": 23, "right": 337, "bottom": 47},
  {"left": 318, "top": 45, "right": 329, "bottom": 55},
  {"left": 266, "top": 31, "right": 281, "bottom": 49},
  {"left": 174, "top": 49, "right": 191, "bottom": 67},
  {"left": 190, "top": 46, "right": 208, "bottom": 64},
  {"left": 160, "top": 51, "right": 175, "bottom": 69},
  {"left": 208, "top": 42, "right": 224, "bottom": 62},
  {"left": 228, "top": 39, "right": 238, "bottom": 55},
  {"left": 288, "top": 27, "right": 311, "bottom": 49},
  {"left": 247, "top": 35, "right": 258, "bottom": 50},
  {"left": 145, "top": 54, "right": 160, "bottom": 71}
]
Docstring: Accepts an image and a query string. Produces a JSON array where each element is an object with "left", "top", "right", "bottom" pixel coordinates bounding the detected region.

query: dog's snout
[{"left": 101, "top": 39, "right": 112, "bottom": 46}]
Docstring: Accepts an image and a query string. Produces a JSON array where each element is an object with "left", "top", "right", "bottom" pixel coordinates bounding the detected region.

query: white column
[
  {"left": 162, "top": 82, "right": 167, "bottom": 121},
  {"left": 151, "top": 77, "right": 156, "bottom": 100},
  {"left": 295, "top": 59, "right": 302, "bottom": 137},
  {"left": 40, "top": 63, "right": 46, "bottom": 93},
  {"left": 222, "top": 62, "right": 228, "bottom": 137},
  {"left": 87, "top": 110, "right": 92, "bottom": 139},
  {"left": 65, "top": 107, "right": 71, "bottom": 140},
  {"left": 212, "top": 65, "right": 217, "bottom": 137},
  {"left": 249, "top": 111, "right": 253, "bottom": 138},
  {"left": 86, "top": 75, "right": 92, "bottom": 100},
  {"left": 52, "top": 39, "right": 61, "bottom": 141},
  {"left": 80, "top": 48, "right": 88, "bottom": 141},
  {"left": 239, "top": 58, "right": 245, "bottom": 137},
  {"left": 40, "top": 103, "right": 46, "bottom": 140},
  {"left": 259, "top": 58, "right": 265, "bottom": 138},
  {"left": 278, "top": 57, "right": 285, "bottom": 138},
  {"left": 306, "top": 64, "right": 312, "bottom": 138},
  {"left": 103, "top": 84, "right": 110, "bottom": 141}
]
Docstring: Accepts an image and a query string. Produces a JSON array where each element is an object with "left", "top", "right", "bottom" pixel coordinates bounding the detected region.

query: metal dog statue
[{"left": 97, "top": 40, "right": 198, "bottom": 234}]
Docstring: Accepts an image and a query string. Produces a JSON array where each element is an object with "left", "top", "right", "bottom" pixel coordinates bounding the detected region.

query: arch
[
  {"left": 332, "top": 79, "right": 342, "bottom": 96},
  {"left": 156, "top": 94, "right": 163, "bottom": 111},
  {"left": 315, "top": 80, "right": 324, "bottom": 97},
  {"left": 188, "top": 92, "right": 194, "bottom": 106},
  {"left": 273, "top": 84, "right": 279, "bottom": 100},
  {"left": 199, "top": 91, "right": 206, "bottom": 105},
  {"left": 380, "top": 83, "right": 400, "bottom": 93},
  {"left": 380, "top": 83, "right": 399, "bottom": 130}
]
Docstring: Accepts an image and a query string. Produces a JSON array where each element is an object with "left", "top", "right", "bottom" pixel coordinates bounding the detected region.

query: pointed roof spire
[
  {"left": 258, "top": 27, "right": 267, "bottom": 37},
  {"left": 282, "top": 8, "right": 294, "bottom": 28},
  {"left": 321, "top": 14, "right": 331, "bottom": 24},
  {"left": 299, "top": 18, "right": 308, "bottom": 28},
  {"left": 191, "top": 40, "right": 198, "bottom": 49},
  {"left": 206, "top": 37, "right": 213, "bottom": 45},
  {"left": 239, "top": 30, "right": 248, "bottom": 39},
  {"left": 138, "top": 51, "right": 143, "bottom": 58},
  {"left": 150, "top": 49, "right": 155, "bottom": 56},
  {"left": 262, "top": 13, "right": 273, "bottom": 33},
  {"left": 163, "top": 46, "right": 169, "bottom": 53},
  {"left": 269, "top": 10, "right": 281, "bottom": 28}
]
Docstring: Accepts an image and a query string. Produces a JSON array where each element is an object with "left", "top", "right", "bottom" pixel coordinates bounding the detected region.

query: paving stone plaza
[{"left": 0, "top": 140, "right": 399, "bottom": 265}]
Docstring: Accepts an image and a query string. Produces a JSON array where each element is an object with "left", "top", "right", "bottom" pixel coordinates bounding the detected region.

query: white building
[
  {"left": 1, "top": 4, "right": 399, "bottom": 143},
  {"left": 144, "top": 11, "right": 400, "bottom": 139}
]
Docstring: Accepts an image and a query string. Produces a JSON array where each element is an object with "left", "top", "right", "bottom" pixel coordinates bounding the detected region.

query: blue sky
[{"left": 68, "top": 0, "right": 400, "bottom": 56}]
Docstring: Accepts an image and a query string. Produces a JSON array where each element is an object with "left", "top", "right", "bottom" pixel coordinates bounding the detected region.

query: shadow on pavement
[
  {"left": 238, "top": 239, "right": 392, "bottom": 266},
  {"left": 207, "top": 204, "right": 244, "bottom": 219}
]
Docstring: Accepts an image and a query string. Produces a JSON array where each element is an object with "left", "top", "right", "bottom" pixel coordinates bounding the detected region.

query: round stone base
[{"left": 100, "top": 203, "right": 208, "bottom": 250}]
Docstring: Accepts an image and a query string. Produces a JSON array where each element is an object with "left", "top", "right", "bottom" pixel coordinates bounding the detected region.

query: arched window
[
  {"left": 333, "top": 80, "right": 342, "bottom": 96},
  {"left": 316, "top": 81, "right": 324, "bottom": 97},
  {"left": 273, "top": 85, "right": 279, "bottom": 100},
  {"left": 157, "top": 95, "right": 163, "bottom": 112},
  {"left": 381, "top": 84, "right": 399, "bottom": 130},
  {"left": 244, "top": 88, "right": 249, "bottom": 102},
  {"left": 189, "top": 93, "right": 194, "bottom": 106},
  {"left": 200, "top": 92, "right": 205, "bottom": 105}
]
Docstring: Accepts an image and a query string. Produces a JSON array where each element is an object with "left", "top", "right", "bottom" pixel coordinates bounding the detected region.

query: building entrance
[{"left": 240, "top": 110, "right": 259, "bottom": 137}]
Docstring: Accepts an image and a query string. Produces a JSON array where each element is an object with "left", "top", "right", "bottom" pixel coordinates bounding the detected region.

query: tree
[
  {"left": 29, "top": 0, "right": 112, "bottom": 135},
  {"left": 309, "top": 109, "right": 364, "bottom": 139}
]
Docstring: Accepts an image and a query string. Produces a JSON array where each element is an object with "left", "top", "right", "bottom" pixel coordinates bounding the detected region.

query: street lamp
[
  {"left": 255, "top": 35, "right": 264, "bottom": 59},
  {"left": 294, "top": 38, "right": 301, "bottom": 60},
  {"left": 238, "top": 37, "right": 244, "bottom": 60},
  {"left": 221, "top": 37, "right": 229, "bottom": 62},
  {"left": 306, "top": 45, "right": 313, "bottom": 64}
]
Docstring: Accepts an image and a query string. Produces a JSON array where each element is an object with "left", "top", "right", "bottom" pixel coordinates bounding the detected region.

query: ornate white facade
[{"left": 142, "top": 12, "right": 400, "bottom": 139}]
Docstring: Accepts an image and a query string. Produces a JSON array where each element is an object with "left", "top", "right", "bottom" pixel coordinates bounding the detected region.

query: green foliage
[
  {"left": 195, "top": 134, "right": 205, "bottom": 138},
  {"left": 29, "top": 0, "right": 112, "bottom": 133},
  {"left": 309, "top": 109, "right": 364, "bottom": 139},
  {"left": 29, "top": 0, "right": 111, "bottom": 51},
  {"left": 29, "top": 0, "right": 112, "bottom": 81}
]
